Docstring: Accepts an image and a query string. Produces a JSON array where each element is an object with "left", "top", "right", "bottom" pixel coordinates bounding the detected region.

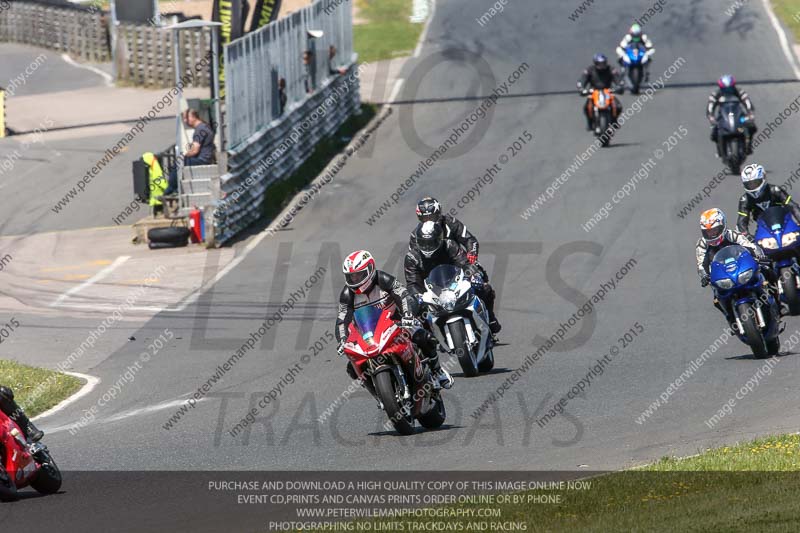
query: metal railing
[
  {"left": 224, "top": 0, "right": 354, "bottom": 149},
  {"left": 209, "top": 0, "right": 359, "bottom": 246}
]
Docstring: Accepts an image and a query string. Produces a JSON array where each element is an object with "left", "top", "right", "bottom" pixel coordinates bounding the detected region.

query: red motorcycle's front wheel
[{"left": 374, "top": 371, "right": 415, "bottom": 435}]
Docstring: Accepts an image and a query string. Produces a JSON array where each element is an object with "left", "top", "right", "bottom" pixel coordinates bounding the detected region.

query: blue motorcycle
[
  {"left": 754, "top": 205, "right": 800, "bottom": 315},
  {"left": 621, "top": 43, "right": 649, "bottom": 94},
  {"left": 710, "top": 245, "right": 781, "bottom": 358}
]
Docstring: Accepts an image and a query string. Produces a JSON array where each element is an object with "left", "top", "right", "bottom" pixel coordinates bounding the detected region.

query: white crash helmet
[{"left": 741, "top": 164, "right": 767, "bottom": 197}]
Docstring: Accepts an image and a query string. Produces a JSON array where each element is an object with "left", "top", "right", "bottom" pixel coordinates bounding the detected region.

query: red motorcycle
[
  {"left": 0, "top": 410, "right": 61, "bottom": 501},
  {"left": 344, "top": 303, "right": 446, "bottom": 435}
]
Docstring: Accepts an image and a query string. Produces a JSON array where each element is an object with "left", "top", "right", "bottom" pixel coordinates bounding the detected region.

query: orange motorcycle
[{"left": 582, "top": 88, "right": 618, "bottom": 147}]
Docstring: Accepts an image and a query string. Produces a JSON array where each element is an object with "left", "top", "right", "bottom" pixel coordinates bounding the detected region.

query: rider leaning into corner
[
  {"left": 696, "top": 208, "right": 777, "bottom": 329},
  {"left": 615, "top": 23, "right": 655, "bottom": 79},
  {"left": 0, "top": 385, "right": 44, "bottom": 442},
  {"left": 735, "top": 163, "right": 800, "bottom": 235},
  {"left": 706, "top": 75, "right": 757, "bottom": 156},
  {"left": 335, "top": 250, "right": 454, "bottom": 400},
  {"left": 577, "top": 53, "right": 624, "bottom": 131},
  {"left": 406, "top": 220, "right": 502, "bottom": 334}
]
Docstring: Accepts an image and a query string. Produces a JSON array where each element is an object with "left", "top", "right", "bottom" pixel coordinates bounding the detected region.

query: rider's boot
[
  {"left": 713, "top": 298, "right": 737, "bottom": 333},
  {"left": 414, "top": 330, "right": 452, "bottom": 389}
]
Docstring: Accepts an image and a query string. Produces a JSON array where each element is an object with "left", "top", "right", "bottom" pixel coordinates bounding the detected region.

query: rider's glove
[
  {"left": 467, "top": 252, "right": 478, "bottom": 265},
  {"left": 401, "top": 314, "right": 419, "bottom": 329},
  {"left": 470, "top": 273, "right": 485, "bottom": 288},
  {"left": 700, "top": 274, "right": 710, "bottom": 287}
]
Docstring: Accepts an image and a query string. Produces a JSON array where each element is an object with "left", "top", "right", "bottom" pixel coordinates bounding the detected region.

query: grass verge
[
  {"left": 354, "top": 0, "right": 425, "bottom": 64},
  {"left": 327, "top": 434, "right": 800, "bottom": 532},
  {"left": 261, "top": 103, "right": 377, "bottom": 221},
  {"left": 772, "top": 0, "right": 800, "bottom": 40},
  {"left": 0, "top": 360, "right": 82, "bottom": 418}
]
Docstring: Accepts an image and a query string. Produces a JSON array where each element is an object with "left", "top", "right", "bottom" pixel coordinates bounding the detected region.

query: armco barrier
[{"left": 211, "top": 63, "right": 360, "bottom": 245}]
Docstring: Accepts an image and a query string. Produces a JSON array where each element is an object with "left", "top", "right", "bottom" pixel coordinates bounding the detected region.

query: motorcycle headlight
[
  {"left": 782, "top": 232, "right": 799, "bottom": 247},
  {"left": 713, "top": 278, "right": 734, "bottom": 290},
  {"left": 759, "top": 237, "right": 778, "bottom": 250},
  {"left": 439, "top": 290, "right": 457, "bottom": 311},
  {"left": 737, "top": 269, "right": 754, "bottom": 284}
]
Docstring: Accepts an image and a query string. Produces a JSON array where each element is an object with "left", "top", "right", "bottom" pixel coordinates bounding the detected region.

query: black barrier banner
[
  {"left": 249, "top": 0, "right": 282, "bottom": 32},
  {"left": 212, "top": 0, "right": 249, "bottom": 97},
  {"left": 213, "top": 0, "right": 248, "bottom": 43}
]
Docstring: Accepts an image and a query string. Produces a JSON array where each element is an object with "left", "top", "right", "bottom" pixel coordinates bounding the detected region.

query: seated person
[{"left": 163, "top": 108, "right": 217, "bottom": 197}]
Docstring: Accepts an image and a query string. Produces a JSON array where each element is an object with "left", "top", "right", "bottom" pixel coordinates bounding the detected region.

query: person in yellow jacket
[{"left": 143, "top": 152, "right": 166, "bottom": 207}]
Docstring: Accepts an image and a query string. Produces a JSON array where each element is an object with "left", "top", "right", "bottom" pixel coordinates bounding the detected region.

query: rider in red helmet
[{"left": 336, "top": 250, "right": 453, "bottom": 403}]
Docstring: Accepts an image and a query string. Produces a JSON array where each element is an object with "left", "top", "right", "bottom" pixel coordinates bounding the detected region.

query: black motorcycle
[{"left": 714, "top": 98, "right": 751, "bottom": 175}]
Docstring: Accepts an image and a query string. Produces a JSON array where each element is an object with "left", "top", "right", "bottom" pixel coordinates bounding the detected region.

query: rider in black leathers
[
  {"left": 0, "top": 385, "right": 43, "bottom": 442},
  {"left": 577, "top": 53, "right": 624, "bottom": 131},
  {"left": 735, "top": 164, "right": 800, "bottom": 235},
  {"left": 336, "top": 250, "right": 453, "bottom": 395},
  {"left": 706, "top": 75, "right": 757, "bottom": 156},
  {"left": 405, "top": 222, "right": 501, "bottom": 334}
]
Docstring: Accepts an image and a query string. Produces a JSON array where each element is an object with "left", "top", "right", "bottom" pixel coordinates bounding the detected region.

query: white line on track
[
  {"left": 761, "top": 0, "right": 800, "bottom": 80},
  {"left": 388, "top": 78, "right": 405, "bottom": 104},
  {"left": 60, "top": 53, "right": 114, "bottom": 85},
  {"left": 413, "top": 0, "right": 437, "bottom": 58},
  {"left": 49, "top": 255, "right": 130, "bottom": 308},
  {"left": 32, "top": 371, "right": 99, "bottom": 421},
  {"left": 42, "top": 397, "right": 208, "bottom": 435}
]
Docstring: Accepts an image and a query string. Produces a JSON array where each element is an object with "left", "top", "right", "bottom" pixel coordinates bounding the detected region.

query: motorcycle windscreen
[
  {"left": 711, "top": 245, "right": 748, "bottom": 269},
  {"left": 717, "top": 101, "right": 743, "bottom": 130},
  {"left": 759, "top": 206, "right": 790, "bottom": 231},
  {"left": 353, "top": 303, "right": 383, "bottom": 346},
  {"left": 426, "top": 264, "right": 462, "bottom": 294}
]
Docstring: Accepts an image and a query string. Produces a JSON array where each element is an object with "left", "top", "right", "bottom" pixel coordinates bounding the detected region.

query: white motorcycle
[{"left": 421, "top": 264, "right": 494, "bottom": 377}]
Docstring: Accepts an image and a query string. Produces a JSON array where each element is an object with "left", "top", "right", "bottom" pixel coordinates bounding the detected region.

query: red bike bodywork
[
  {"left": 0, "top": 410, "right": 40, "bottom": 491},
  {"left": 343, "top": 305, "right": 430, "bottom": 419}
]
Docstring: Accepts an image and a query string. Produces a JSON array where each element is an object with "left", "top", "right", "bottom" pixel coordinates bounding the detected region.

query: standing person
[{"left": 163, "top": 109, "right": 217, "bottom": 197}]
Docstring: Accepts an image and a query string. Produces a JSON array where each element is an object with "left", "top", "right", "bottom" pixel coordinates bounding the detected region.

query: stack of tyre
[{"left": 147, "top": 227, "right": 190, "bottom": 249}]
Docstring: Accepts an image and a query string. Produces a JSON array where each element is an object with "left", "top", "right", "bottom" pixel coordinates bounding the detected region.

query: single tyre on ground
[
  {"left": 449, "top": 321, "right": 478, "bottom": 377},
  {"left": 737, "top": 302, "right": 768, "bottom": 359},
  {"left": 147, "top": 227, "right": 190, "bottom": 245},
  {"left": 373, "top": 371, "right": 415, "bottom": 435}
]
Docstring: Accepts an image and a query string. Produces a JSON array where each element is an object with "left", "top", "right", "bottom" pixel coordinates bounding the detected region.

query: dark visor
[
  {"left": 345, "top": 270, "right": 369, "bottom": 287},
  {"left": 702, "top": 226, "right": 724, "bottom": 241},
  {"left": 744, "top": 178, "right": 764, "bottom": 191}
]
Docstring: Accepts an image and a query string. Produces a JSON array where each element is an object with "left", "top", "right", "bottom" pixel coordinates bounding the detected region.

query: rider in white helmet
[
  {"left": 736, "top": 163, "right": 800, "bottom": 234},
  {"left": 615, "top": 24, "right": 655, "bottom": 80}
]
